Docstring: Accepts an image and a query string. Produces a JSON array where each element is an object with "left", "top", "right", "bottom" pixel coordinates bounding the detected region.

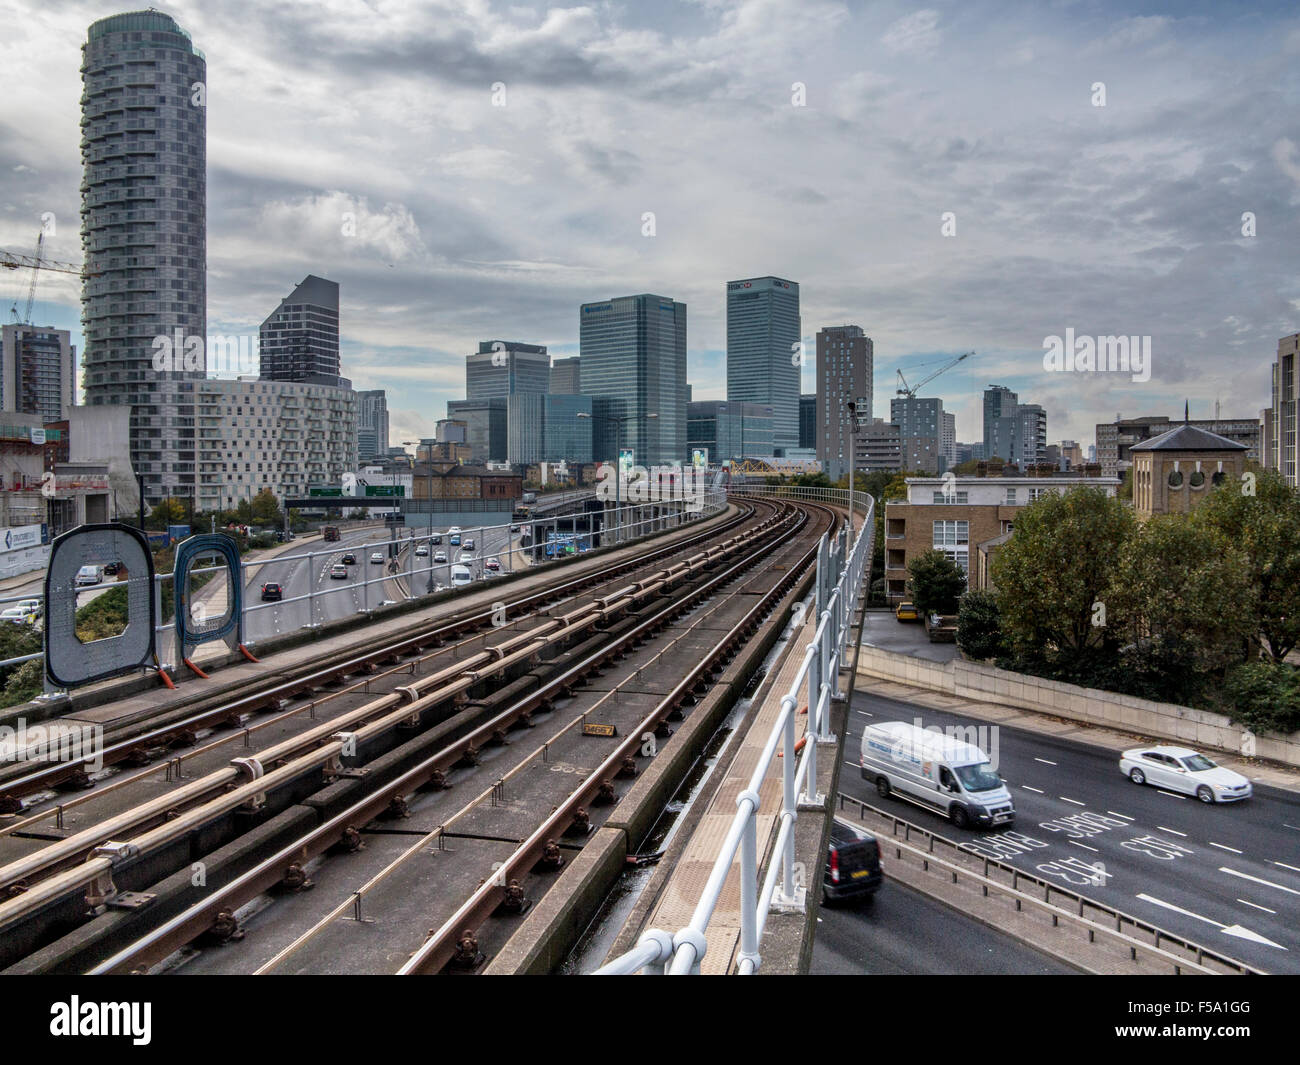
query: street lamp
[
  {"left": 578, "top": 411, "right": 657, "bottom": 545},
  {"left": 846, "top": 401, "right": 858, "bottom": 531}
]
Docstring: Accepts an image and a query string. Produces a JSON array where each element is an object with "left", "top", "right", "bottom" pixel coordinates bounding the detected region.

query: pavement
[{"left": 860, "top": 607, "right": 959, "bottom": 662}]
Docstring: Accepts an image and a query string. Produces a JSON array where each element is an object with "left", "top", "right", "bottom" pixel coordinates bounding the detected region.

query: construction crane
[
  {"left": 896, "top": 350, "right": 973, "bottom": 398},
  {"left": 3, "top": 241, "right": 100, "bottom": 323}
]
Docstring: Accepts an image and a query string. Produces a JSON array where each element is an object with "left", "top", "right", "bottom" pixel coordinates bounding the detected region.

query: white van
[
  {"left": 75, "top": 565, "right": 104, "bottom": 587},
  {"left": 860, "top": 720, "right": 1014, "bottom": 830},
  {"left": 450, "top": 564, "right": 473, "bottom": 587}
]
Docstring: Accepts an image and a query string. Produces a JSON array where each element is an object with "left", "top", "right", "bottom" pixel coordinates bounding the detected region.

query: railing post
[
  {"left": 737, "top": 790, "right": 760, "bottom": 973},
  {"left": 781, "top": 704, "right": 797, "bottom": 900}
]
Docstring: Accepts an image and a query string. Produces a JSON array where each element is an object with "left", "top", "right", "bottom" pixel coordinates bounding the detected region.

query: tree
[
  {"left": 991, "top": 486, "right": 1134, "bottom": 669},
  {"left": 250, "top": 488, "right": 283, "bottom": 526},
  {"left": 907, "top": 549, "right": 966, "bottom": 616},
  {"left": 1196, "top": 469, "right": 1300, "bottom": 662},
  {"left": 956, "top": 590, "right": 1005, "bottom": 660},
  {"left": 1222, "top": 660, "right": 1300, "bottom": 735},
  {"left": 1107, "top": 515, "right": 1257, "bottom": 703},
  {"left": 145, "top": 496, "right": 186, "bottom": 529}
]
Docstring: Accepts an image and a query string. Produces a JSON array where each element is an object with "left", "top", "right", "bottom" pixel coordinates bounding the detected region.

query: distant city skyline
[{"left": 2, "top": 2, "right": 1296, "bottom": 448}]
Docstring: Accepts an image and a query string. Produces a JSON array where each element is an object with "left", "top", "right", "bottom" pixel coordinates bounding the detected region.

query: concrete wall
[{"left": 856, "top": 645, "right": 1300, "bottom": 769}]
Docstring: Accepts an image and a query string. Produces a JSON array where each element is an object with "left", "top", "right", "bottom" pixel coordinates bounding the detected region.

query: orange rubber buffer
[
  {"left": 156, "top": 668, "right": 176, "bottom": 689},
  {"left": 182, "top": 657, "right": 209, "bottom": 679},
  {"left": 238, "top": 644, "right": 260, "bottom": 663}
]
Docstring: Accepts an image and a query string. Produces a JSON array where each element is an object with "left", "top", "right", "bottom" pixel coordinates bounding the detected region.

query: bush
[
  {"left": 907, "top": 550, "right": 966, "bottom": 617},
  {"left": 956, "top": 591, "right": 1004, "bottom": 660},
  {"left": 75, "top": 586, "right": 130, "bottom": 643},
  {"left": 2, "top": 658, "right": 43, "bottom": 704},
  {"left": 1222, "top": 661, "right": 1300, "bottom": 735}
]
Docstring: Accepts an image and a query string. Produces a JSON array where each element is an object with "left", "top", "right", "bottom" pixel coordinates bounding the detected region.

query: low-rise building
[
  {"left": 1129, "top": 424, "right": 1249, "bottom": 519},
  {"left": 883, "top": 470, "right": 1117, "bottom": 602}
]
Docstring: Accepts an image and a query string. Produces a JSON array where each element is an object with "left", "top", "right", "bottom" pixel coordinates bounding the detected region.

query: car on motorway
[
  {"left": 260, "top": 582, "right": 283, "bottom": 602},
  {"left": 484, "top": 558, "right": 501, "bottom": 572},
  {"left": 75, "top": 565, "right": 104, "bottom": 587},
  {"left": 330, "top": 563, "right": 349, "bottom": 579},
  {"left": 433, "top": 550, "right": 448, "bottom": 563},
  {"left": 0, "top": 605, "right": 37, "bottom": 625},
  {"left": 462, "top": 537, "right": 475, "bottom": 551},
  {"left": 102, "top": 561, "right": 120, "bottom": 576},
  {"left": 895, "top": 600, "right": 919, "bottom": 622},
  {"left": 341, "top": 552, "right": 357, "bottom": 565},
  {"left": 861, "top": 720, "right": 1015, "bottom": 829},
  {"left": 430, "top": 534, "right": 443, "bottom": 545},
  {"left": 450, "top": 564, "right": 473, "bottom": 587},
  {"left": 823, "top": 820, "right": 883, "bottom": 904},
  {"left": 458, "top": 551, "right": 475, "bottom": 564},
  {"left": 369, "top": 551, "right": 384, "bottom": 564},
  {"left": 449, "top": 533, "right": 461, "bottom": 547},
  {"left": 414, "top": 544, "right": 429, "bottom": 557},
  {"left": 1119, "top": 746, "right": 1252, "bottom": 803}
]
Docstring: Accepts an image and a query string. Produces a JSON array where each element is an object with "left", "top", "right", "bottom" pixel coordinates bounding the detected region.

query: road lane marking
[
  {"left": 854, "top": 710, "right": 873, "bottom": 717},
  {"left": 1034, "top": 758, "right": 1057, "bottom": 766},
  {"left": 1156, "top": 790, "right": 1187, "bottom": 799},
  {"left": 1021, "top": 785, "right": 1044, "bottom": 793},
  {"left": 1060, "top": 797, "right": 1086, "bottom": 806},
  {"left": 1157, "top": 826, "right": 1187, "bottom": 837},
  {"left": 1209, "top": 842, "right": 1243, "bottom": 854},
  {"left": 1238, "top": 899, "right": 1276, "bottom": 914},
  {"left": 1274, "top": 861, "right": 1300, "bottom": 874},
  {"left": 1219, "top": 867, "right": 1300, "bottom": 896},
  {"left": 1068, "top": 840, "right": 1099, "bottom": 852},
  {"left": 1136, "top": 892, "right": 1286, "bottom": 949},
  {"left": 1107, "top": 811, "right": 1135, "bottom": 821}
]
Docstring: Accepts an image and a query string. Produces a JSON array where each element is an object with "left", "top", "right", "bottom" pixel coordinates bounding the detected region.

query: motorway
[
  {"left": 840, "top": 687, "right": 1300, "bottom": 974},
  {"left": 811, "top": 871, "right": 1075, "bottom": 975}
]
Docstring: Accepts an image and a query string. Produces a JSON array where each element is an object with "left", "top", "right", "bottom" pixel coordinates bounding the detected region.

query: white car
[
  {"left": 458, "top": 551, "right": 475, "bottom": 564},
  {"left": 433, "top": 550, "right": 447, "bottom": 563},
  {"left": 414, "top": 544, "right": 429, "bottom": 557},
  {"left": 1119, "top": 745, "right": 1252, "bottom": 804},
  {"left": 75, "top": 565, "right": 103, "bottom": 587},
  {"left": 369, "top": 551, "right": 384, "bottom": 564},
  {"left": 448, "top": 526, "right": 462, "bottom": 535},
  {"left": 0, "top": 606, "right": 36, "bottom": 625}
]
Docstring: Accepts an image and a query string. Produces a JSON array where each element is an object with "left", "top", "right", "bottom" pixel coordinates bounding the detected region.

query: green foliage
[
  {"left": 0, "top": 624, "right": 43, "bottom": 706},
  {"left": 1222, "top": 661, "right": 1300, "bottom": 735},
  {"left": 145, "top": 496, "right": 188, "bottom": 529},
  {"left": 250, "top": 488, "right": 283, "bottom": 526},
  {"left": 74, "top": 586, "right": 130, "bottom": 642},
  {"left": 956, "top": 590, "right": 1004, "bottom": 660},
  {"left": 907, "top": 549, "right": 966, "bottom": 616},
  {"left": 1196, "top": 469, "right": 1300, "bottom": 662},
  {"left": 991, "top": 486, "right": 1134, "bottom": 669},
  {"left": 2, "top": 659, "right": 43, "bottom": 705}
]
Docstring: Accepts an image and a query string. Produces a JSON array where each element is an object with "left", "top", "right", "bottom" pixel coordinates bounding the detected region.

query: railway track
[{"left": 0, "top": 497, "right": 832, "bottom": 974}]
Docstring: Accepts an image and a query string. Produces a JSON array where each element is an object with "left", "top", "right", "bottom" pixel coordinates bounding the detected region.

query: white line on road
[
  {"left": 1238, "top": 899, "right": 1276, "bottom": 914},
  {"left": 1034, "top": 758, "right": 1057, "bottom": 766},
  {"left": 1157, "top": 826, "right": 1188, "bottom": 837},
  {"left": 1107, "top": 811, "right": 1135, "bottom": 821},
  {"left": 1060, "top": 797, "right": 1086, "bottom": 806},
  {"left": 1069, "top": 840, "right": 1099, "bottom": 852},
  {"left": 1219, "top": 867, "right": 1300, "bottom": 896},
  {"left": 1135, "top": 892, "right": 1286, "bottom": 949},
  {"left": 854, "top": 710, "right": 873, "bottom": 717},
  {"left": 1021, "top": 785, "right": 1044, "bottom": 793},
  {"left": 1156, "top": 790, "right": 1187, "bottom": 800},
  {"left": 1209, "top": 842, "right": 1243, "bottom": 855},
  {"left": 1274, "top": 861, "right": 1300, "bottom": 875}
]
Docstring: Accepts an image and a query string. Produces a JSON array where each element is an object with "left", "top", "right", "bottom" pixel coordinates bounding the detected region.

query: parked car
[
  {"left": 895, "top": 600, "right": 919, "bottom": 622},
  {"left": 75, "top": 565, "right": 103, "bottom": 587},
  {"left": 450, "top": 564, "right": 473, "bottom": 586},
  {"left": 433, "top": 550, "right": 448, "bottom": 563},
  {"left": 330, "top": 564, "right": 349, "bottom": 579},
  {"left": 484, "top": 558, "right": 501, "bottom": 572},
  {"left": 823, "top": 820, "right": 883, "bottom": 904},
  {"left": 260, "top": 582, "right": 283, "bottom": 601},
  {"left": 14, "top": 598, "right": 42, "bottom": 617},
  {"left": 414, "top": 544, "right": 430, "bottom": 557},
  {"left": 341, "top": 552, "right": 357, "bottom": 565},
  {"left": 1120, "top": 746, "right": 1252, "bottom": 804},
  {"left": 369, "top": 551, "right": 384, "bottom": 564},
  {"left": 0, "top": 606, "right": 37, "bottom": 626}
]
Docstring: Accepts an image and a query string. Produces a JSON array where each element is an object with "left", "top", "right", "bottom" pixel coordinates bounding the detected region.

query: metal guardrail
[
  {"left": 0, "top": 490, "right": 724, "bottom": 682},
  {"left": 596, "top": 484, "right": 874, "bottom": 974},
  {"left": 838, "top": 794, "right": 1265, "bottom": 976}
]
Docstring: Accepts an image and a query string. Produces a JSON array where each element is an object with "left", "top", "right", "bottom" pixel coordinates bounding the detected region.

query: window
[
  {"left": 932, "top": 490, "right": 968, "bottom": 504},
  {"left": 1005, "top": 487, "right": 1017, "bottom": 504},
  {"left": 933, "top": 519, "right": 969, "bottom": 573}
]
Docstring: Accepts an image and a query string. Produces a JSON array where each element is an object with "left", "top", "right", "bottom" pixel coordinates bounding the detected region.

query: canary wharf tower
[{"left": 80, "top": 11, "right": 206, "bottom": 503}]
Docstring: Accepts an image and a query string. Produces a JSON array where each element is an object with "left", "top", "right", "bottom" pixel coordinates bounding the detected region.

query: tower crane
[
  {"left": 3, "top": 240, "right": 100, "bottom": 323},
  {"left": 896, "top": 350, "right": 973, "bottom": 398}
]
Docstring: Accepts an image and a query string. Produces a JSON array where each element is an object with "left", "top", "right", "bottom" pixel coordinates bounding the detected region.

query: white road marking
[
  {"left": 1107, "top": 811, "right": 1135, "bottom": 821},
  {"left": 1157, "top": 826, "right": 1187, "bottom": 837},
  {"left": 1060, "top": 797, "right": 1086, "bottom": 806},
  {"left": 1156, "top": 789, "right": 1187, "bottom": 800},
  {"left": 1274, "top": 861, "right": 1300, "bottom": 875},
  {"left": 1069, "top": 840, "right": 1099, "bottom": 852},
  {"left": 1219, "top": 867, "right": 1300, "bottom": 896},
  {"left": 1034, "top": 758, "right": 1057, "bottom": 766},
  {"left": 1238, "top": 899, "right": 1276, "bottom": 914},
  {"left": 1136, "top": 892, "right": 1287, "bottom": 950},
  {"left": 1021, "top": 785, "right": 1044, "bottom": 794},
  {"left": 1209, "top": 842, "right": 1243, "bottom": 855},
  {"left": 854, "top": 710, "right": 873, "bottom": 717}
]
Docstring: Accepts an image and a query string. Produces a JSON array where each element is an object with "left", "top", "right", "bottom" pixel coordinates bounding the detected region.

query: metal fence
[
  {"left": 0, "top": 490, "right": 726, "bottom": 686},
  {"left": 596, "top": 483, "right": 874, "bottom": 974}
]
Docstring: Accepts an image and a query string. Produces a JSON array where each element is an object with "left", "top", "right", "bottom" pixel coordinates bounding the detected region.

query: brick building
[
  {"left": 1129, "top": 424, "right": 1248, "bottom": 519},
  {"left": 410, "top": 464, "right": 522, "bottom": 501}
]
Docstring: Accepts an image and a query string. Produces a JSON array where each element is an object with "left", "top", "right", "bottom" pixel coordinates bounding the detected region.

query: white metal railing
[
  {"left": 596, "top": 484, "right": 874, "bottom": 974},
  {"left": 0, "top": 489, "right": 728, "bottom": 680}
]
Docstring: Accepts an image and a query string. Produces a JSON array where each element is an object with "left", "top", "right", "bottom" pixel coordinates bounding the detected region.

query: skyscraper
[
  {"left": 890, "top": 396, "right": 947, "bottom": 474},
  {"left": 580, "top": 294, "right": 687, "bottom": 466},
  {"left": 259, "top": 275, "right": 344, "bottom": 386},
  {"left": 80, "top": 10, "right": 206, "bottom": 503},
  {"left": 983, "top": 385, "right": 1020, "bottom": 464},
  {"left": 799, "top": 393, "right": 816, "bottom": 450},
  {"left": 466, "top": 341, "right": 550, "bottom": 399},
  {"left": 1, "top": 325, "right": 76, "bottom": 423},
  {"left": 356, "top": 389, "right": 389, "bottom": 461},
  {"left": 550, "top": 356, "right": 582, "bottom": 395},
  {"left": 727, "top": 277, "right": 800, "bottom": 452},
  {"left": 815, "top": 325, "right": 872, "bottom": 480},
  {"left": 1267, "top": 333, "right": 1300, "bottom": 485}
]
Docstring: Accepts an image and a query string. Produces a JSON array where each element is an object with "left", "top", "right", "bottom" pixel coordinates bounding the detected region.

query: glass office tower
[{"left": 726, "top": 276, "right": 800, "bottom": 452}]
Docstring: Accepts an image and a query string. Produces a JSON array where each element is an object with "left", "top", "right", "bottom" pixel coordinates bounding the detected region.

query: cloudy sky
[{"left": 2, "top": 0, "right": 1298, "bottom": 448}]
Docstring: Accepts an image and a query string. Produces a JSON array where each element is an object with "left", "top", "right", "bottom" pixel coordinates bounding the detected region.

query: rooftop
[{"left": 1129, "top": 424, "right": 1247, "bottom": 452}]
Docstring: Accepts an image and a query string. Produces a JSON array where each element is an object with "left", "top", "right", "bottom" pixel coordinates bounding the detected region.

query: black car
[
  {"left": 260, "top": 582, "right": 283, "bottom": 602},
  {"left": 341, "top": 552, "right": 357, "bottom": 565},
  {"left": 430, "top": 534, "right": 442, "bottom": 545},
  {"left": 823, "top": 820, "right": 882, "bottom": 904}
]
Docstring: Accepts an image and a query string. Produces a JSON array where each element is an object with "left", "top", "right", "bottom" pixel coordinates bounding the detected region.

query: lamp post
[
  {"left": 846, "top": 401, "right": 858, "bottom": 532},
  {"left": 578, "top": 411, "right": 656, "bottom": 545}
]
